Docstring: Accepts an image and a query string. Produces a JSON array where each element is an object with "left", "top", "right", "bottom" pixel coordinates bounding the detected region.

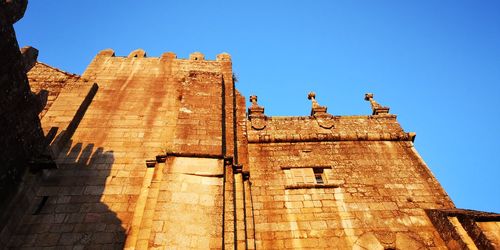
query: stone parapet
[
  {"left": 83, "top": 49, "right": 232, "bottom": 80},
  {"left": 247, "top": 115, "right": 412, "bottom": 143}
]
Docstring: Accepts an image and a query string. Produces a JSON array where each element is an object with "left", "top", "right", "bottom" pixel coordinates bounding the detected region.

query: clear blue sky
[{"left": 15, "top": 1, "right": 500, "bottom": 213}]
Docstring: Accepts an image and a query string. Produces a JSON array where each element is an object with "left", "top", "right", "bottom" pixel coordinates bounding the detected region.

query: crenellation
[
  {"left": 128, "top": 49, "right": 147, "bottom": 58},
  {"left": 160, "top": 51, "right": 176, "bottom": 60},
  {"left": 97, "top": 48, "right": 115, "bottom": 57},
  {"left": 189, "top": 51, "right": 205, "bottom": 61},
  {"left": 217, "top": 52, "right": 232, "bottom": 62}
]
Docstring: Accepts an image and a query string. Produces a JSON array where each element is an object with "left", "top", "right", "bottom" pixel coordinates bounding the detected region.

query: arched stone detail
[{"left": 315, "top": 116, "right": 334, "bottom": 129}]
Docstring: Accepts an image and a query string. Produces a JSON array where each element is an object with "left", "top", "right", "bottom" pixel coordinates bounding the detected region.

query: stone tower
[{"left": 1, "top": 2, "right": 499, "bottom": 249}]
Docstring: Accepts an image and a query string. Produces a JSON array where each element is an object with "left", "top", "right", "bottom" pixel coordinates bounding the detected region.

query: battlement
[
  {"left": 83, "top": 49, "right": 233, "bottom": 80},
  {"left": 95, "top": 48, "right": 231, "bottom": 61}
]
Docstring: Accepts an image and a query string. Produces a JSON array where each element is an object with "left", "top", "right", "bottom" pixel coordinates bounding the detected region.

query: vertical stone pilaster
[{"left": 124, "top": 161, "right": 160, "bottom": 249}]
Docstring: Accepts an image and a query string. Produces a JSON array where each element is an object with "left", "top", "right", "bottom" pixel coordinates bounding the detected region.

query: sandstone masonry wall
[
  {"left": 2, "top": 11, "right": 499, "bottom": 246},
  {"left": 7, "top": 50, "right": 242, "bottom": 249},
  {"left": 247, "top": 139, "right": 454, "bottom": 249},
  {"left": 245, "top": 95, "right": 457, "bottom": 249},
  {"left": 27, "top": 62, "right": 85, "bottom": 119}
]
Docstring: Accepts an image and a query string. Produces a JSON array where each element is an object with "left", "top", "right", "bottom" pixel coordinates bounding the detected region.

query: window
[
  {"left": 314, "top": 168, "right": 324, "bottom": 184},
  {"left": 282, "top": 166, "right": 339, "bottom": 189}
]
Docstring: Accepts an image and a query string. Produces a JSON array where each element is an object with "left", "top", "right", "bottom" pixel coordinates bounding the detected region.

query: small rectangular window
[
  {"left": 282, "top": 166, "right": 340, "bottom": 189},
  {"left": 314, "top": 168, "right": 324, "bottom": 184}
]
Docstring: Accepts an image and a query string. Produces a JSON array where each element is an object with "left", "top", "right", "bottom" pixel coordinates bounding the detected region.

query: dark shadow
[
  {"left": 7, "top": 140, "right": 126, "bottom": 249},
  {"left": 51, "top": 83, "right": 98, "bottom": 156},
  {"left": 34, "top": 89, "right": 48, "bottom": 114},
  {"left": 0, "top": 5, "right": 47, "bottom": 246}
]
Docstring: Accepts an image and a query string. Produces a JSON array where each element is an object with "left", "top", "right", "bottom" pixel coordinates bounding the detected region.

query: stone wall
[
  {"left": 426, "top": 209, "right": 500, "bottom": 249},
  {"left": 0, "top": 0, "right": 47, "bottom": 247},
  {"left": 6, "top": 50, "right": 242, "bottom": 249},
  {"left": 247, "top": 139, "right": 454, "bottom": 249},
  {"left": 28, "top": 62, "right": 85, "bottom": 119},
  {"left": 247, "top": 115, "right": 412, "bottom": 143},
  {"left": 2, "top": 4, "right": 499, "bottom": 245},
  {"left": 244, "top": 93, "right": 457, "bottom": 249},
  {"left": 131, "top": 157, "right": 224, "bottom": 249}
]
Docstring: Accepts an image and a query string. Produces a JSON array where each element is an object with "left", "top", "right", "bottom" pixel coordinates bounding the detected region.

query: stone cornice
[{"left": 248, "top": 131, "right": 415, "bottom": 143}]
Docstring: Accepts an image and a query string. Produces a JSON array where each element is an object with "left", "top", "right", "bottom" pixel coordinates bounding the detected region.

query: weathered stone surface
[
  {"left": 1, "top": 3, "right": 499, "bottom": 248},
  {"left": 1, "top": 46, "right": 499, "bottom": 249},
  {"left": 27, "top": 62, "right": 86, "bottom": 118}
]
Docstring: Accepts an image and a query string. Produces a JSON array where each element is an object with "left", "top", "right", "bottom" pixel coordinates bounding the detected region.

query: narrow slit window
[
  {"left": 314, "top": 168, "right": 324, "bottom": 184},
  {"left": 33, "top": 196, "right": 49, "bottom": 215}
]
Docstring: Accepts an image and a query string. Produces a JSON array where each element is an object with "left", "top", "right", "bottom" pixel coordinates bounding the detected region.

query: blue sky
[{"left": 15, "top": 1, "right": 500, "bottom": 213}]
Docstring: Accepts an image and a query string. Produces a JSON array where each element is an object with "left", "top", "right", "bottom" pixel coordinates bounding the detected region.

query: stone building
[{"left": 1, "top": 1, "right": 499, "bottom": 249}]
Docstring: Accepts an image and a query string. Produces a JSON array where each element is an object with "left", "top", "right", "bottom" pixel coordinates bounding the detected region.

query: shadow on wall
[{"left": 8, "top": 140, "right": 126, "bottom": 249}]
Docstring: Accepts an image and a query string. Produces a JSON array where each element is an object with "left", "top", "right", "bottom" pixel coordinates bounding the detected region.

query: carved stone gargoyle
[
  {"left": 364, "top": 93, "right": 390, "bottom": 115},
  {"left": 308, "top": 92, "right": 334, "bottom": 129},
  {"left": 248, "top": 95, "right": 266, "bottom": 130}
]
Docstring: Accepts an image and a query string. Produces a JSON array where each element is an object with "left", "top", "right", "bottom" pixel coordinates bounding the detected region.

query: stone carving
[
  {"left": 308, "top": 91, "right": 334, "bottom": 129},
  {"left": 365, "top": 93, "right": 390, "bottom": 115},
  {"left": 307, "top": 91, "right": 327, "bottom": 115},
  {"left": 248, "top": 95, "right": 266, "bottom": 130}
]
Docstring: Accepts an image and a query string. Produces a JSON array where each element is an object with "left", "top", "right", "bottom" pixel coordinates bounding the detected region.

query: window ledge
[{"left": 285, "top": 183, "right": 340, "bottom": 189}]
